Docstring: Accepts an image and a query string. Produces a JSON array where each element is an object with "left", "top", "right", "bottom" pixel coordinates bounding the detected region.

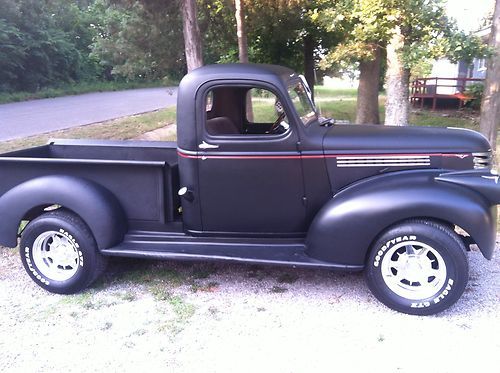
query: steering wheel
[{"left": 269, "top": 112, "right": 286, "bottom": 134}]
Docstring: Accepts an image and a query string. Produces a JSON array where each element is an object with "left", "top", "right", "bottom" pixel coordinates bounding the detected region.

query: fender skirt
[
  {"left": 0, "top": 175, "right": 127, "bottom": 249},
  {"left": 306, "top": 169, "right": 497, "bottom": 266}
]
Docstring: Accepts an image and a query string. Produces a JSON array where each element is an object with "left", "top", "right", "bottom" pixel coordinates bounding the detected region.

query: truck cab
[
  {"left": 177, "top": 64, "right": 324, "bottom": 235},
  {"left": 0, "top": 63, "right": 498, "bottom": 315}
]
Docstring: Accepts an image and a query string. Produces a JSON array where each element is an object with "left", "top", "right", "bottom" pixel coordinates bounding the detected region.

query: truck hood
[{"left": 322, "top": 124, "right": 491, "bottom": 155}]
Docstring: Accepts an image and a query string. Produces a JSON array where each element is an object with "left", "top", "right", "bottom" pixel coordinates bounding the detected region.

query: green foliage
[
  {"left": 242, "top": 0, "right": 342, "bottom": 74},
  {"left": 317, "top": 0, "right": 491, "bottom": 72},
  {"left": 442, "top": 31, "right": 492, "bottom": 65},
  {"left": 90, "top": 0, "right": 186, "bottom": 81},
  {"left": 464, "top": 82, "right": 484, "bottom": 110},
  {"left": 199, "top": 0, "right": 238, "bottom": 64},
  {"left": 0, "top": 0, "right": 103, "bottom": 92}
]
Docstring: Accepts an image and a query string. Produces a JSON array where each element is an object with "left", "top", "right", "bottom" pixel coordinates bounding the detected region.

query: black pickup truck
[{"left": 1, "top": 63, "right": 497, "bottom": 315}]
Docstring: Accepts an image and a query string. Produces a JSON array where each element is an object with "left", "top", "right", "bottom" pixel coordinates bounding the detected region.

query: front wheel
[
  {"left": 20, "top": 210, "right": 107, "bottom": 294},
  {"left": 365, "top": 220, "right": 469, "bottom": 315}
]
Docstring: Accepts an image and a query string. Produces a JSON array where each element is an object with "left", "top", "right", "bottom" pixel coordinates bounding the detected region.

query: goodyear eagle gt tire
[
  {"left": 20, "top": 210, "right": 107, "bottom": 294},
  {"left": 365, "top": 220, "right": 469, "bottom": 315}
]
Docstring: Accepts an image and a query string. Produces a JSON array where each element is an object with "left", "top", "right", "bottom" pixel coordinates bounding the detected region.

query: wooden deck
[{"left": 410, "top": 77, "right": 483, "bottom": 110}]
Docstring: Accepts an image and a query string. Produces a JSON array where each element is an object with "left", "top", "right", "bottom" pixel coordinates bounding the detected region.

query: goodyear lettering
[
  {"left": 373, "top": 235, "right": 417, "bottom": 267},
  {"left": 24, "top": 246, "right": 50, "bottom": 285}
]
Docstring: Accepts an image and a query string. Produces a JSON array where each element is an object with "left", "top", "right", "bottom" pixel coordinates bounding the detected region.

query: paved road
[{"left": 0, "top": 87, "right": 177, "bottom": 141}]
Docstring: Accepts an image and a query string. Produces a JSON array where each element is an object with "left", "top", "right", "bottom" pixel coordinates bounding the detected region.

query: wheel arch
[
  {"left": 0, "top": 175, "right": 127, "bottom": 250},
  {"left": 305, "top": 170, "right": 497, "bottom": 266}
]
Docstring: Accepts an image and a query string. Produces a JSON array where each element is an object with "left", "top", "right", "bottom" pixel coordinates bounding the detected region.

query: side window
[
  {"left": 205, "top": 86, "right": 289, "bottom": 137},
  {"left": 246, "top": 88, "right": 285, "bottom": 124}
]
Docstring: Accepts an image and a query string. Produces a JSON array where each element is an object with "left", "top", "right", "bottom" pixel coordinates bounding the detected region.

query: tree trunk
[
  {"left": 180, "top": 0, "right": 203, "bottom": 72},
  {"left": 479, "top": 0, "right": 500, "bottom": 151},
  {"left": 385, "top": 28, "right": 410, "bottom": 126},
  {"left": 235, "top": 0, "right": 248, "bottom": 63},
  {"left": 235, "top": 0, "right": 253, "bottom": 120},
  {"left": 356, "top": 45, "right": 381, "bottom": 124},
  {"left": 304, "top": 34, "right": 315, "bottom": 100}
]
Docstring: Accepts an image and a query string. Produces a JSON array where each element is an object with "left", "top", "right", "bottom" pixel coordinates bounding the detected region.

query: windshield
[{"left": 287, "top": 79, "right": 317, "bottom": 126}]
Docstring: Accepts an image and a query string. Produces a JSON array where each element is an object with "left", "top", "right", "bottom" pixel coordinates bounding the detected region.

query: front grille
[{"left": 472, "top": 151, "right": 493, "bottom": 169}]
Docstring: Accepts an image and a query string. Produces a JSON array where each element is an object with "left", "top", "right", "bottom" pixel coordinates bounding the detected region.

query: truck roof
[{"left": 184, "top": 63, "right": 297, "bottom": 85}]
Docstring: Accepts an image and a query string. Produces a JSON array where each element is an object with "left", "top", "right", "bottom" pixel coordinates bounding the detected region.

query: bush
[{"left": 464, "top": 82, "right": 484, "bottom": 110}]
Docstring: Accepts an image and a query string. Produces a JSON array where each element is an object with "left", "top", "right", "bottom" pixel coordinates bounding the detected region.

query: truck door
[{"left": 196, "top": 83, "right": 306, "bottom": 234}]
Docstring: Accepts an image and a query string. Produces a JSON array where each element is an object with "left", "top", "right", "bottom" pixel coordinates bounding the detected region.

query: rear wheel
[
  {"left": 365, "top": 220, "right": 469, "bottom": 315},
  {"left": 20, "top": 210, "right": 107, "bottom": 294}
]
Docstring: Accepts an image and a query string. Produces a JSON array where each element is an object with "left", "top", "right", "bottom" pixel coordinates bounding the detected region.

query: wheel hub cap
[
  {"left": 32, "top": 231, "right": 80, "bottom": 282},
  {"left": 381, "top": 241, "right": 447, "bottom": 300}
]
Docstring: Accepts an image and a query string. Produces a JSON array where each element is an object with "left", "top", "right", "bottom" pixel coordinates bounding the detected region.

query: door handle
[{"left": 199, "top": 141, "right": 219, "bottom": 149}]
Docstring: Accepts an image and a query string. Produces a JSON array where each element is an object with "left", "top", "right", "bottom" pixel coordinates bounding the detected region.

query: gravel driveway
[{"left": 1, "top": 243, "right": 499, "bottom": 372}]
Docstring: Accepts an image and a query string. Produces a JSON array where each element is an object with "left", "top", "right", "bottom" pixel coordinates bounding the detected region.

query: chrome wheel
[
  {"left": 380, "top": 240, "right": 447, "bottom": 300},
  {"left": 32, "top": 231, "right": 80, "bottom": 282}
]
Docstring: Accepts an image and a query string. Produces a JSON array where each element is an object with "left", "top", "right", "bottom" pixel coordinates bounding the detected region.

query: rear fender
[
  {"left": 306, "top": 170, "right": 496, "bottom": 266},
  {"left": 0, "top": 175, "right": 127, "bottom": 249}
]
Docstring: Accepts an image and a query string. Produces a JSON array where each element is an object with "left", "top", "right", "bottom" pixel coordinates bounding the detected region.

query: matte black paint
[
  {"left": 0, "top": 63, "right": 497, "bottom": 270},
  {"left": 306, "top": 170, "right": 497, "bottom": 263},
  {"left": 0, "top": 175, "right": 127, "bottom": 249}
]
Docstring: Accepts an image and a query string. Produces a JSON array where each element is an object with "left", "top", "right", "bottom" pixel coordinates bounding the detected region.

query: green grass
[
  {"left": 316, "top": 94, "right": 478, "bottom": 130},
  {"left": 59, "top": 291, "right": 116, "bottom": 310},
  {"left": 315, "top": 86, "right": 358, "bottom": 98},
  {"left": 0, "top": 80, "right": 170, "bottom": 104},
  {"left": 251, "top": 86, "right": 477, "bottom": 130}
]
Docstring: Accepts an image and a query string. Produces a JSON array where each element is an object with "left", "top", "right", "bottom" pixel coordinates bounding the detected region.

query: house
[{"left": 410, "top": 26, "right": 490, "bottom": 109}]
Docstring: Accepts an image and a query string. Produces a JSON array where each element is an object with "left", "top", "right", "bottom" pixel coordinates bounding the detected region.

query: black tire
[
  {"left": 19, "top": 210, "right": 107, "bottom": 294},
  {"left": 365, "top": 219, "right": 468, "bottom": 316}
]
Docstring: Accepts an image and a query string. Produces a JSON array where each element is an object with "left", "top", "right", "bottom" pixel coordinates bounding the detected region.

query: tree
[
  {"left": 243, "top": 0, "right": 340, "bottom": 99},
  {"left": 0, "top": 0, "right": 101, "bottom": 92},
  {"left": 382, "top": 1, "right": 450, "bottom": 126},
  {"left": 317, "top": 0, "right": 489, "bottom": 126},
  {"left": 384, "top": 27, "right": 409, "bottom": 126},
  {"left": 91, "top": 0, "right": 186, "bottom": 80},
  {"left": 480, "top": 0, "right": 500, "bottom": 149},
  {"left": 92, "top": 0, "right": 207, "bottom": 78},
  {"left": 383, "top": 1, "right": 490, "bottom": 126},
  {"left": 356, "top": 45, "right": 382, "bottom": 124},
  {"left": 315, "top": 0, "right": 392, "bottom": 124},
  {"left": 235, "top": 0, "right": 248, "bottom": 63},
  {"left": 181, "top": 0, "right": 204, "bottom": 71}
]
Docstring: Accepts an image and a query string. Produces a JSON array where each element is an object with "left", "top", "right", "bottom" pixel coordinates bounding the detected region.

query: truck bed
[{"left": 0, "top": 139, "right": 181, "bottom": 229}]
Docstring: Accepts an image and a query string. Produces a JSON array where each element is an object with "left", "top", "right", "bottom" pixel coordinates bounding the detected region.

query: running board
[{"left": 102, "top": 233, "right": 363, "bottom": 271}]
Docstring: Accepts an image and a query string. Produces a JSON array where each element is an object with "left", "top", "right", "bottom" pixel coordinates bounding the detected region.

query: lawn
[{"left": 315, "top": 87, "right": 479, "bottom": 130}]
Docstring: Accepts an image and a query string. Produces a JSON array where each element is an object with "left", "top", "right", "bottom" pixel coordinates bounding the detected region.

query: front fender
[
  {"left": 0, "top": 175, "right": 127, "bottom": 249},
  {"left": 306, "top": 170, "right": 496, "bottom": 266}
]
